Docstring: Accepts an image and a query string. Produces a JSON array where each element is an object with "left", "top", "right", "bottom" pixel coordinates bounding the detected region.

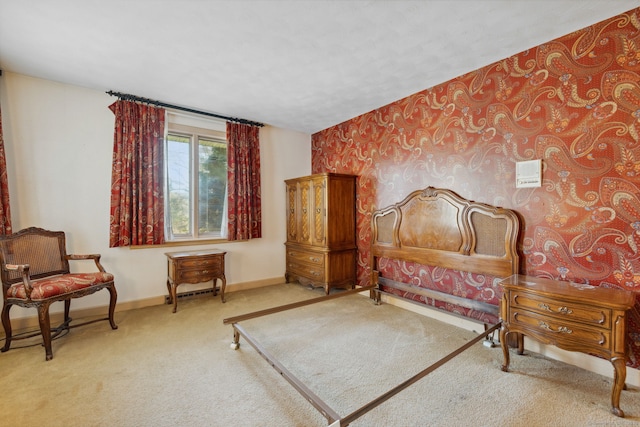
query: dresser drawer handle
[
  {"left": 538, "top": 303, "right": 573, "bottom": 315},
  {"left": 308, "top": 257, "right": 320, "bottom": 262},
  {"left": 539, "top": 321, "right": 572, "bottom": 334},
  {"left": 202, "top": 270, "right": 209, "bottom": 274}
]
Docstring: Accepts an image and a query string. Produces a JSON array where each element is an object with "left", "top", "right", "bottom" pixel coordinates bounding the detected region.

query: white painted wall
[{"left": 0, "top": 72, "right": 312, "bottom": 319}]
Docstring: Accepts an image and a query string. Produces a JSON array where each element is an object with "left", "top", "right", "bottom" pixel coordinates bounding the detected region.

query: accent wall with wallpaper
[{"left": 311, "top": 8, "right": 640, "bottom": 367}]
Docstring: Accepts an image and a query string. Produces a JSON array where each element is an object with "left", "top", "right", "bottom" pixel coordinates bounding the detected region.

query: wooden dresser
[
  {"left": 499, "top": 274, "right": 635, "bottom": 417},
  {"left": 284, "top": 173, "right": 357, "bottom": 294},
  {"left": 165, "top": 249, "right": 227, "bottom": 313}
]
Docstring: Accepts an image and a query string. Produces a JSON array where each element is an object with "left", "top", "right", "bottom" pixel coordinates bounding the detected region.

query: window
[{"left": 165, "top": 113, "right": 227, "bottom": 241}]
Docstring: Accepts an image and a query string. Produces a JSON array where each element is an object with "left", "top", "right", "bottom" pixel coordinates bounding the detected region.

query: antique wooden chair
[{"left": 0, "top": 227, "right": 117, "bottom": 360}]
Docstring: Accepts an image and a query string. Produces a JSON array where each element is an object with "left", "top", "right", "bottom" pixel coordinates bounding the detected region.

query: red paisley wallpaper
[{"left": 311, "top": 8, "right": 640, "bottom": 367}]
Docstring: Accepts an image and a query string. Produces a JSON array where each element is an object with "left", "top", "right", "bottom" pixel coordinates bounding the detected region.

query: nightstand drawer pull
[
  {"left": 539, "top": 321, "right": 572, "bottom": 334},
  {"left": 538, "top": 303, "right": 552, "bottom": 312},
  {"left": 538, "top": 303, "right": 573, "bottom": 315},
  {"left": 558, "top": 306, "right": 573, "bottom": 315}
]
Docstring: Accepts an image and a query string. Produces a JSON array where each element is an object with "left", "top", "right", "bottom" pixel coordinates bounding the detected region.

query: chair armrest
[
  {"left": 4, "top": 263, "right": 34, "bottom": 296},
  {"left": 66, "top": 254, "right": 106, "bottom": 272}
]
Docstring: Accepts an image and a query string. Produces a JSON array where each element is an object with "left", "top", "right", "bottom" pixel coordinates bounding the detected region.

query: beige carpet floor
[{"left": 1, "top": 283, "right": 640, "bottom": 427}]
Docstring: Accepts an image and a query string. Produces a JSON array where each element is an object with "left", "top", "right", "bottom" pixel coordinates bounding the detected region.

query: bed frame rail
[
  {"left": 375, "top": 276, "right": 499, "bottom": 316},
  {"left": 231, "top": 322, "right": 342, "bottom": 423}
]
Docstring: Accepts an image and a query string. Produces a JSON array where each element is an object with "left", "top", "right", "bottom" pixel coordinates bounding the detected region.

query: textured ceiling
[{"left": 1, "top": 0, "right": 639, "bottom": 134}]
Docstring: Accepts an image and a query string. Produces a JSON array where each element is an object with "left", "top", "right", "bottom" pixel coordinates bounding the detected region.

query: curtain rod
[{"left": 106, "top": 90, "right": 264, "bottom": 127}]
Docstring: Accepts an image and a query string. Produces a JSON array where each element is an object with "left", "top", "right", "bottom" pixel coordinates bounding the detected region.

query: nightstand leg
[
  {"left": 611, "top": 357, "right": 626, "bottom": 417},
  {"left": 500, "top": 327, "right": 510, "bottom": 372},
  {"left": 166, "top": 279, "right": 172, "bottom": 304},
  {"left": 517, "top": 332, "right": 524, "bottom": 355},
  {"left": 220, "top": 275, "right": 227, "bottom": 303},
  {"left": 170, "top": 282, "right": 178, "bottom": 313}
]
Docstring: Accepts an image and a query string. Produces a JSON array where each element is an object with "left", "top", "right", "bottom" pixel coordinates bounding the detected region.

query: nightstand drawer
[
  {"left": 511, "top": 309, "right": 609, "bottom": 350},
  {"left": 177, "top": 268, "right": 221, "bottom": 282},
  {"left": 511, "top": 291, "right": 611, "bottom": 328},
  {"left": 177, "top": 257, "right": 222, "bottom": 270}
]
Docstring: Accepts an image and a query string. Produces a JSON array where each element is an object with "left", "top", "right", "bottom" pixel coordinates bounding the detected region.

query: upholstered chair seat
[{"left": 6, "top": 272, "right": 115, "bottom": 300}]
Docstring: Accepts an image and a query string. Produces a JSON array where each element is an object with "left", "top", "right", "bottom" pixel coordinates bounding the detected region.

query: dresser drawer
[
  {"left": 511, "top": 309, "right": 609, "bottom": 351},
  {"left": 286, "top": 249, "right": 325, "bottom": 267},
  {"left": 510, "top": 291, "right": 611, "bottom": 329}
]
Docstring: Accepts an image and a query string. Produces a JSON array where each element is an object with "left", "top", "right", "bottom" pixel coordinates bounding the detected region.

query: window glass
[
  {"left": 198, "top": 138, "right": 227, "bottom": 235},
  {"left": 167, "top": 133, "right": 192, "bottom": 236},
  {"left": 165, "top": 114, "right": 227, "bottom": 241}
]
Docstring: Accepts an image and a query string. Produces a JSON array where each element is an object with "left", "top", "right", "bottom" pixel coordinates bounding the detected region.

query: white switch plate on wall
[{"left": 516, "top": 159, "right": 542, "bottom": 188}]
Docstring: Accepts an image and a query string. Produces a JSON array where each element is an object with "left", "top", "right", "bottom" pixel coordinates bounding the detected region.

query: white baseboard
[{"left": 379, "top": 293, "right": 640, "bottom": 388}]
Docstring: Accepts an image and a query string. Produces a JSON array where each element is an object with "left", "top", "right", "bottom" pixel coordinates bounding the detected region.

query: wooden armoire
[{"left": 284, "top": 173, "right": 357, "bottom": 294}]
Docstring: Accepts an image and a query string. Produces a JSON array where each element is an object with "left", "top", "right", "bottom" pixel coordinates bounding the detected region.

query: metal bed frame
[{"left": 223, "top": 286, "right": 501, "bottom": 426}]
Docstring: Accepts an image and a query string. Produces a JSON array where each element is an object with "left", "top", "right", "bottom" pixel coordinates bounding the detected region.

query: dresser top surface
[
  {"left": 500, "top": 274, "right": 636, "bottom": 309},
  {"left": 165, "top": 249, "right": 226, "bottom": 259}
]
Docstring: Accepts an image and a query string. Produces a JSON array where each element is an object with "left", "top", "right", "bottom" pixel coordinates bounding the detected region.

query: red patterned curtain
[
  {"left": 226, "top": 122, "right": 261, "bottom": 240},
  {"left": 0, "top": 105, "right": 12, "bottom": 235},
  {"left": 109, "top": 100, "right": 165, "bottom": 247}
]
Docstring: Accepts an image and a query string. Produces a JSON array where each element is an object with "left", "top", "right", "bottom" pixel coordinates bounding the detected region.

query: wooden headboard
[{"left": 370, "top": 187, "right": 520, "bottom": 317}]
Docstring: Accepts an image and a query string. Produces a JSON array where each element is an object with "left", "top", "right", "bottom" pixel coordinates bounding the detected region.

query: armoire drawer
[
  {"left": 286, "top": 261, "right": 325, "bottom": 281},
  {"left": 286, "top": 249, "right": 325, "bottom": 267}
]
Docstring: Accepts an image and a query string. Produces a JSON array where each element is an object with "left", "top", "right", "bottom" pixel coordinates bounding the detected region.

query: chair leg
[
  {"left": 107, "top": 283, "right": 118, "bottom": 330},
  {"left": 64, "top": 299, "right": 71, "bottom": 323},
  {"left": 1, "top": 302, "right": 12, "bottom": 353},
  {"left": 37, "top": 302, "right": 54, "bottom": 361}
]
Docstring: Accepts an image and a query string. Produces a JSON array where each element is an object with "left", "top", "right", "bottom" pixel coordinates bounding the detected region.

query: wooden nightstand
[
  {"left": 165, "top": 249, "right": 227, "bottom": 313},
  {"left": 499, "top": 274, "right": 635, "bottom": 417}
]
